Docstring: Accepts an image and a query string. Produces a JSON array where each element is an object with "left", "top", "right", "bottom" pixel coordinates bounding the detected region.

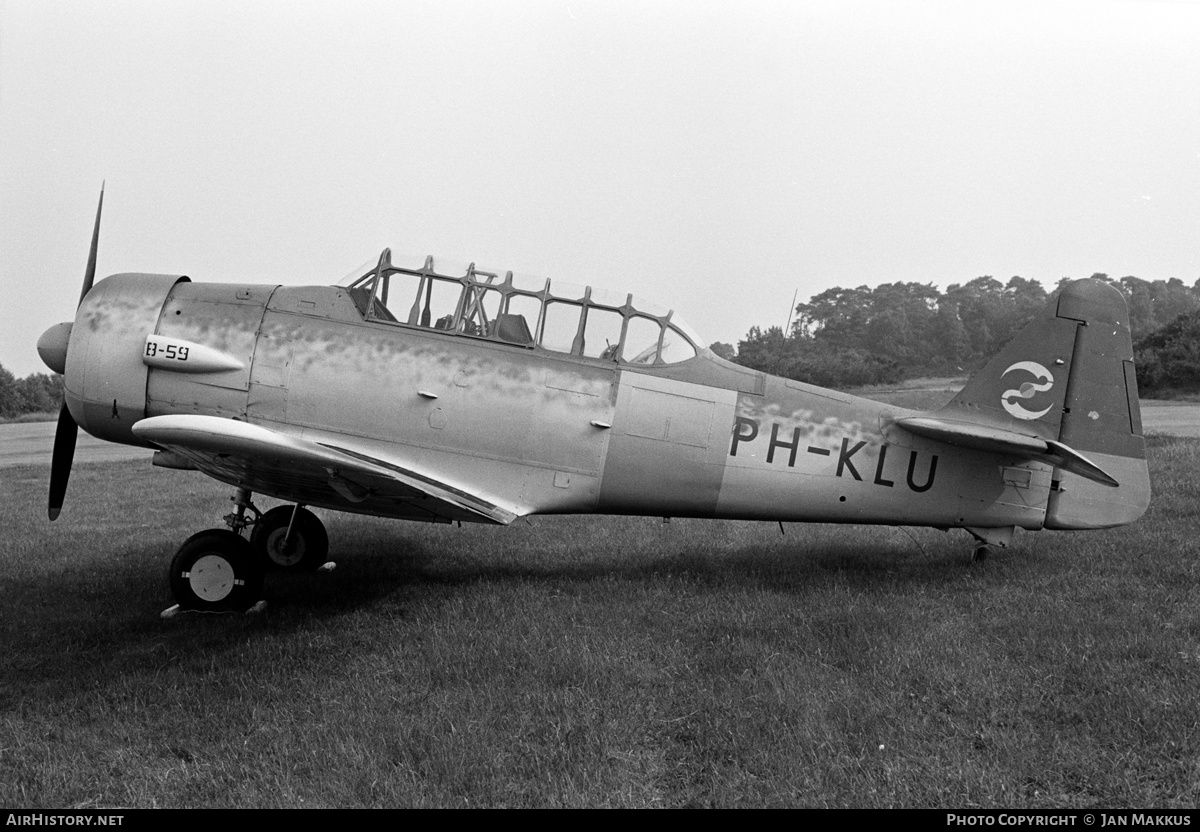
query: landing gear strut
[{"left": 165, "top": 487, "right": 329, "bottom": 614}]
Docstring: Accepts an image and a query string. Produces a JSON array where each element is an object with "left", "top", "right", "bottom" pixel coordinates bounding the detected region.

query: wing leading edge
[{"left": 131, "top": 414, "right": 518, "bottom": 525}]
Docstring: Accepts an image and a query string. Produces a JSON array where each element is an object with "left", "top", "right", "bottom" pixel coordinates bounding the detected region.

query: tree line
[
  {"left": 719, "top": 275, "right": 1200, "bottom": 396},
  {"left": 0, "top": 365, "right": 63, "bottom": 420}
]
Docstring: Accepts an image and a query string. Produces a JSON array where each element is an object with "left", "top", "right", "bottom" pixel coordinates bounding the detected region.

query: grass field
[
  {"left": 0, "top": 412, "right": 58, "bottom": 425},
  {"left": 2, "top": 439, "right": 1198, "bottom": 808}
]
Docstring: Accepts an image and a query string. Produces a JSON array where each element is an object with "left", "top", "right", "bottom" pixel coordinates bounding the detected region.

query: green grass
[
  {"left": 0, "top": 411, "right": 58, "bottom": 424},
  {"left": 1, "top": 440, "right": 1198, "bottom": 807}
]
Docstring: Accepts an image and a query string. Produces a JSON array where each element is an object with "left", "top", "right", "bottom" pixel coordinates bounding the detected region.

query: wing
[{"left": 131, "top": 414, "right": 518, "bottom": 524}]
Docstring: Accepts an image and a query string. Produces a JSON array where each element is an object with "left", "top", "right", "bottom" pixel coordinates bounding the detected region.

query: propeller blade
[
  {"left": 49, "top": 184, "right": 103, "bottom": 519},
  {"left": 48, "top": 402, "right": 79, "bottom": 521},
  {"left": 79, "top": 183, "right": 104, "bottom": 306}
]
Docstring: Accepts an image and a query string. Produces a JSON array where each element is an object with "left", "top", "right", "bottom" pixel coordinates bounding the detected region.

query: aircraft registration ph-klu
[{"left": 37, "top": 190, "right": 1151, "bottom": 614}]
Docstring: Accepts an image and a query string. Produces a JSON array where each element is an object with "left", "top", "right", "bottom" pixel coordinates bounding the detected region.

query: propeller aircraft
[{"left": 37, "top": 190, "right": 1151, "bottom": 613}]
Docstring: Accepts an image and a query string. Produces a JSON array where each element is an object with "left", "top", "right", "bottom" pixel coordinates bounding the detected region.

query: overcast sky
[{"left": 2, "top": 0, "right": 1199, "bottom": 378}]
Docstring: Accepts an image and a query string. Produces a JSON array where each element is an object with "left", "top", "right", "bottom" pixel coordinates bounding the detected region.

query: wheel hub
[
  {"left": 266, "top": 528, "right": 305, "bottom": 567},
  {"left": 187, "top": 554, "right": 238, "bottom": 601}
]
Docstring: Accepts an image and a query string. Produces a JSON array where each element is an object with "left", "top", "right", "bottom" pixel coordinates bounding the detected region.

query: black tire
[
  {"left": 249, "top": 506, "right": 329, "bottom": 570},
  {"left": 170, "top": 530, "right": 264, "bottom": 612}
]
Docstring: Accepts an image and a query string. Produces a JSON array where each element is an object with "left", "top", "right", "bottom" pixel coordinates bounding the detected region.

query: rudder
[
  {"left": 1044, "top": 280, "right": 1149, "bottom": 529},
  {"left": 941, "top": 279, "right": 1149, "bottom": 530}
]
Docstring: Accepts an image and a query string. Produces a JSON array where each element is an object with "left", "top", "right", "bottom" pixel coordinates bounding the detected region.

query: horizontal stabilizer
[
  {"left": 131, "top": 414, "right": 517, "bottom": 524},
  {"left": 894, "top": 416, "right": 1119, "bottom": 487}
]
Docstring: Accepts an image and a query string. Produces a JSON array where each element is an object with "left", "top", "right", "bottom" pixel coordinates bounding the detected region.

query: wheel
[
  {"left": 250, "top": 505, "right": 329, "bottom": 570},
  {"left": 972, "top": 543, "right": 991, "bottom": 562},
  {"left": 170, "top": 530, "right": 264, "bottom": 612}
]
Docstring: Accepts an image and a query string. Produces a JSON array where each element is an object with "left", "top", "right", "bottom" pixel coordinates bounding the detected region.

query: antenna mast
[{"left": 783, "top": 288, "right": 799, "bottom": 335}]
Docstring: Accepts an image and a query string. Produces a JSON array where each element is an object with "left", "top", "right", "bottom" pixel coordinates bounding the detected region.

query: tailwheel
[
  {"left": 965, "top": 526, "right": 1013, "bottom": 564},
  {"left": 250, "top": 505, "right": 329, "bottom": 570},
  {"left": 170, "top": 530, "right": 264, "bottom": 612}
]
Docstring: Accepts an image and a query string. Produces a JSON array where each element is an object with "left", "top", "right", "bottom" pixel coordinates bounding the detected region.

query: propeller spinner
[{"left": 40, "top": 185, "right": 104, "bottom": 520}]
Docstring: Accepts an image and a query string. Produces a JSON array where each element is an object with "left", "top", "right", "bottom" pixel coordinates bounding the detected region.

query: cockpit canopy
[{"left": 345, "top": 249, "right": 703, "bottom": 365}]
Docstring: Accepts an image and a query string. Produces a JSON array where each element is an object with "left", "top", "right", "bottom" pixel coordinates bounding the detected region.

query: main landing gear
[
  {"left": 165, "top": 488, "right": 330, "bottom": 615},
  {"left": 169, "top": 529, "right": 263, "bottom": 613},
  {"left": 250, "top": 505, "right": 329, "bottom": 571}
]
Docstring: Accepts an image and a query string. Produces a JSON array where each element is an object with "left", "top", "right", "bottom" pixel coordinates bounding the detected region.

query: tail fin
[{"left": 901, "top": 279, "right": 1149, "bottom": 530}]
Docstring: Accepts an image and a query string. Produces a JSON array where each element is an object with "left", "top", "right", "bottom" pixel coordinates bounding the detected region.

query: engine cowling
[{"left": 64, "top": 273, "right": 188, "bottom": 447}]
